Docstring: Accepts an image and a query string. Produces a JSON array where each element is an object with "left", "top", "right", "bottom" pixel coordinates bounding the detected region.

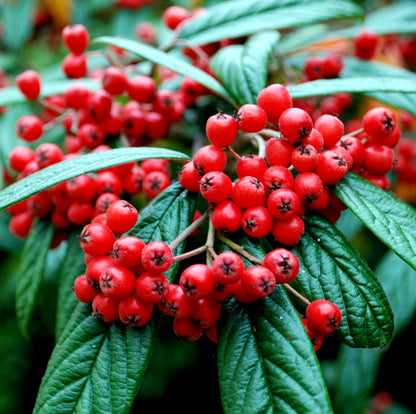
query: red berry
[
  {"left": 363, "top": 145, "right": 394, "bottom": 176},
  {"left": 306, "top": 299, "right": 342, "bottom": 336},
  {"left": 67, "top": 200, "right": 93, "bottom": 226},
  {"left": 263, "top": 248, "right": 300, "bottom": 284},
  {"left": 118, "top": 294, "right": 153, "bottom": 327},
  {"left": 141, "top": 241, "right": 173, "bottom": 274},
  {"left": 111, "top": 236, "right": 145, "bottom": 268},
  {"left": 271, "top": 215, "right": 304, "bottom": 246},
  {"left": 99, "top": 265, "right": 136, "bottom": 300},
  {"left": 279, "top": 108, "right": 313, "bottom": 143},
  {"left": 205, "top": 112, "right": 238, "bottom": 147},
  {"left": 92, "top": 293, "right": 119, "bottom": 323},
  {"left": 313, "top": 114, "right": 344, "bottom": 148},
  {"left": 73, "top": 274, "right": 98, "bottom": 303},
  {"left": 211, "top": 200, "right": 242, "bottom": 233},
  {"left": 79, "top": 223, "right": 116, "bottom": 257},
  {"left": 191, "top": 297, "right": 221, "bottom": 328},
  {"left": 237, "top": 104, "right": 268, "bottom": 133},
  {"left": 94, "top": 170, "right": 123, "bottom": 195},
  {"left": 293, "top": 172, "right": 324, "bottom": 205},
  {"left": 301, "top": 319, "right": 324, "bottom": 351},
  {"left": 257, "top": 83, "right": 292, "bottom": 124},
  {"left": 178, "top": 162, "right": 201, "bottom": 192},
  {"left": 123, "top": 165, "right": 146, "bottom": 195},
  {"left": 265, "top": 137, "right": 294, "bottom": 168},
  {"left": 241, "top": 206, "right": 274, "bottom": 238},
  {"left": 337, "top": 136, "right": 365, "bottom": 168},
  {"left": 353, "top": 29, "right": 378, "bottom": 60},
  {"left": 143, "top": 171, "right": 170, "bottom": 199},
  {"left": 102, "top": 66, "right": 128, "bottom": 96},
  {"left": 136, "top": 272, "right": 169, "bottom": 304},
  {"left": 314, "top": 147, "right": 352, "bottom": 185},
  {"left": 193, "top": 145, "right": 227, "bottom": 175},
  {"left": 212, "top": 251, "right": 245, "bottom": 285},
  {"left": 85, "top": 256, "right": 116, "bottom": 290},
  {"left": 87, "top": 90, "right": 113, "bottom": 120},
  {"left": 362, "top": 107, "right": 396, "bottom": 142},
  {"left": 261, "top": 166, "right": 294, "bottom": 195},
  {"left": 8, "top": 146, "right": 35, "bottom": 172},
  {"left": 231, "top": 176, "right": 267, "bottom": 209},
  {"left": 267, "top": 188, "right": 301, "bottom": 220},
  {"left": 15, "top": 115, "right": 43, "bottom": 142},
  {"left": 241, "top": 265, "right": 276, "bottom": 299},
  {"left": 9, "top": 211, "right": 33, "bottom": 238},
  {"left": 199, "top": 171, "right": 233, "bottom": 203},
  {"left": 35, "top": 143, "right": 64, "bottom": 169},
  {"left": 162, "top": 5, "right": 190, "bottom": 30},
  {"left": 78, "top": 123, "right": 105, "bottom": 149},
  {"left": 173, "top": 317, "right": 204, "bottom": 341},
  {"left": 16, "top": 70, "right": 41, "bottom": 100},
  {"left": 291, "top": 144, "right": 319, "bottom": 172},
  {"left": 106, "top": 200, "right": 139, "bottom": 234},
  {"left": 236, "top": 154, "right": 268, "bottom": 179},
  {"left": 62, "top": 24, "right": 90, "bottom": 55},
  {"left": 180, "top": 263, "right": 216, "bottom": 299},
  {"left": 128, "top": 75, "right": 157, "bottom": 103},
  {"left": 158, "top": 283, "right": 197, "bottom": 317},
  {"left": 61, "top": 53, "right": 87, "bottom": 79}
]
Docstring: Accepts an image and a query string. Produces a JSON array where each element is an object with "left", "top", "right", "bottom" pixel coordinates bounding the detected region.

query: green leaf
[
  {"left": 292, "top": 214, "right": 393, "bottom": 348},
  {"left": 0, "top": 79, "right": 100, "bottom": 107},
  {"left": 15, "top": 219, "right": 55, "bottom": 339},
  {"left": 93, "top": 36, "right": 237, "bottom": 107},
  {"left": 34, "top": 183, "right": 196, "bottom": 413},
  {"left": 333, "top": 250, "right": 416, "bottom": 414},
  {"left": 179, "top": 0, "right": 363, "bottom": 45},
  {"left": 0, "top": 147, "right": 190, "bottom": 211},
  {"left": 210, "top": 31, "right": 280, "bottom": 105},
  {"left": 55, "top": 231, "right": 88, "bottom": 340},
  {"left": 219, "top": 292, "right": 333, "bottom": 413},
  {"left": 334, "top": 172, "right": 416, "bottom": 272},
  {"left": 1, "top": 0, "right": 35, "bottom": 51},
  {"left": 287, "top": 77, "right": 416, "bottom": 99},
  {"left": 218, "top": 234, "right": 333, "bottom": 413},
  {"left": 34, "top": 304, "right": 156, "bottom": 414}
]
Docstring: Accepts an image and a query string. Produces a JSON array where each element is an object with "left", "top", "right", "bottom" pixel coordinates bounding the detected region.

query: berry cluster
[
  {"left": 179, "top": 83, "right": 399, "bottom": 246},
  {"left": 73, "top": 196, "right": 341, "bottom": 346},
  {"left": 7, "top": 145, "right": 171, "bottom": 244}
]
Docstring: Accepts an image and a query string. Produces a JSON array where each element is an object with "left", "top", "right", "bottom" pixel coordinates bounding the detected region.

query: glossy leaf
[
  {"left": 0, "top": 147, "right": 190, "bottom": 211},
  {"left": 333, "top": 250, "right": 416, "bottom": 414},
  {"left": 292, "top": 214, "right": 393, "bottom": 348},
  {"left": 334, "top": 172, "right": 416, "bottom": 272},
  {"left": 210, "top": 31, "right": 280, "bottom": 105},
  {"left": 15, "top": 219, "right": 55, "bottom": 339},
  {"left": 34, "top": 303, "right": 156, "bottom": 414},
  {"left": 179, "top": 0, "right": 362, "bottom": 46},
  {"left": 218, "top": 234, "right": 333, "bottom": 413},
  {"left": 55, "top": 231, "right": 88, "bottom": 339},
  {"left": 34, "top": 183, "right": 196, "bottom": 413},
  {"left": 93, "top": 36, "right": 237, "bottom": 106}
]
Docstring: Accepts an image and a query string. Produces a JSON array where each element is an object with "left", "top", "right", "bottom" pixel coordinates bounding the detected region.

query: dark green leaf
[
  {"left": 333, "top": 250, "right": 416, "bottom": 414},
  {"left": 34, "top": 304, "right": 156, "bottom": 414},
  {"left": 292, "top": 214, "right": 393, "bottom": 348},
  {"left": 0, "top": 147, "right": 190, "bottom": 211},
  {"left": 218, "top": 234, "right": 333, "bottom": 413},
  {"left": 15, "top": 219, "right": 55, "bottom": 339},
  {"left": 287, "top": 77, "right": 416, "bottom": 99},
  {"left": 210, "top": 31, "right": 280, "bottom": 105},
  {"left": 34, "top": 183, "right": 196, "bottom": 413},
  {"left": 0, "top": 79, "right": 100, "bottom": 107},
  {"left": 93, "top": 36, "right": 237, "bottom": 106},
  {"left": 334, "top": 172, "right": 416, "bottom": 272},
  {"left": 55, "top": 231, "right": 88, "bottom": 340},
  {"left": 179, "top": 0, "right": 362, "bottom": 46},
  {"left": 219, "top": 292, "right": 333, "bottom": 413}
]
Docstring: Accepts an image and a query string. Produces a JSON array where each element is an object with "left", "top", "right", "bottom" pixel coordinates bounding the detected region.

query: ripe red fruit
[
  {"left": 212, "top": 251, "right": 245, "bottom": 285},
  {"left": 61, "top": 24, "right": 90, "bottom": 55},
  {"left": 87, "top": 90, "right": 113, "bottom": 120},
  {"left": 123, "top": 165, "right": 146, "bottom": 195},
  {"left": 261, "top": 166, "right": 294, "bottom": 195},
  {"left": 141, "top": 241, "right": 173, "bottom": 274},
  {"left": 265, "top": 137, "right": 294, "bottom": 168},
  {"left": 118, "top": 294, "right": 153, "bottom": 327},
  {"left": 191, "top": 298, "right": 222, "bottom": 328},
  {"left": 67, "top": 200, "right": 93, "bottom": 226},
  {"left": 337, "top": 136, "right": 365, "bottom": 168},
  {"left": 8, "top": 146, "right": 35, "bottom": 172},
  {"left": 180, "top": 263, "right": 216, "bottom": 299},
  {"left": 313, "top": 114, "right": 344, "bottom": 148},
  {"left": 271, "top": 215, "right": 305, "bottom": 246},
  {"left": 162, "top": 5, "right": 190, "bottom": 30},
  {"left": 293, "top": 172, "right": 324, "bottom": 205},
  {"left": 314, "top": 147, "right": 352, "bottom": 185},
  {"left": 237, "top": 104, "right": 268, "bottom": 133},
  {"left": 136, "top": 272, "right": 169, "bottom": 304},
  {"left": 111, "top": 236, "right": 145, "bottom": 268},
  {"left": 127, "top": 75, "right": 157, "bottom": 103},
  {"left": 193, "top": 145, "right": 227, "bottom": 175},
  {"left": 15, "top": 115, "right": 43, "bottom": 142},
  {"left": 199, "top": 171, "right": 233, "bottom": 203},
  {"left": 353, "top": 29, "right": 378, "bottom": 60},
  {"left": 211, "top": 200, "right": 243, "bottom": 233},
  {"left": 302, "top": 319, "right": 324, "bottom": 351},
  {"left": 306, "top": 299, "right": 342, "bottom": 336},
  {"left": 267, "top": 188, "right": 301, "bottom": 220},
  {"left": 178, "top": 162, "right": 201, "bottom": 192},
  {"left": 86, "top": 256, "right": 116, "bottom": 290},
  {"left": 236, "top": 154, "right": 268, "bottom": 179},
  {"left": 9, "top": 211, "right": 33, "bottom": 238},
  {"left": 99, "top": 265, "right": 137, "bottom": 300},
  {"left": 92, "top": 293, "right": 119, "bottom": 323},
  {"left": 205, "top": 112, "right": 238, "bottom": 147},
  {"left": 362, "top": 107, "right": 396, "bottom": 142},
  {"left": 73, "top": 274, "right": 98, "bottom": 303},
  {"left": 263, "top": 248, "right": 300, "bottom": 284},
  {"left": 291, "top": 144, "right": 319, "bottom": 172},
  {"left": 173, "top": 317, "right": 204, "bottom": 341},
  {"left": 279, "top": 108, "right": 313, "bottom": 143},
  {"left": 61, "top": 53, "right": 87, "bottom": 79},
  {"left": 231, "top": 176, "right": 267, "bottom": 209},
  {"left": 106, "top": 200, "right": 139, "bottom": 234},
  {"left": 35, "top": 143, "right": 64, "bottom": 168},
  {"left": 79, "top": 223, "right": 116, "bottom": 257},
  {"left": 158, "top": 283, "right": 197, "bottom": 318},
  {"left": 16, "top": 70, "right": 41, "bottom": 100},
  {"left": 102, "top": 66, "right": 128, "bottom": 96},
  {"left": 78, "top": 123, "right": 105, "bottom": 149},
  {"left": 64, "top": 83, "right": 90, "bottom": 109},
  {"left": 143, "top": 171, "right": 170, "bottom": 199},
  {"left": 363, "top": 145, "right": 394, "bottom": 176},
  {"left": 241, "top": 205, "right": 274, "bottom": 238},
  {"left": 241, "top": 265, "right": 276, "bottom": 299},
  {"left": 257, "top": 83, "right": 292, "bottom": 124}
]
